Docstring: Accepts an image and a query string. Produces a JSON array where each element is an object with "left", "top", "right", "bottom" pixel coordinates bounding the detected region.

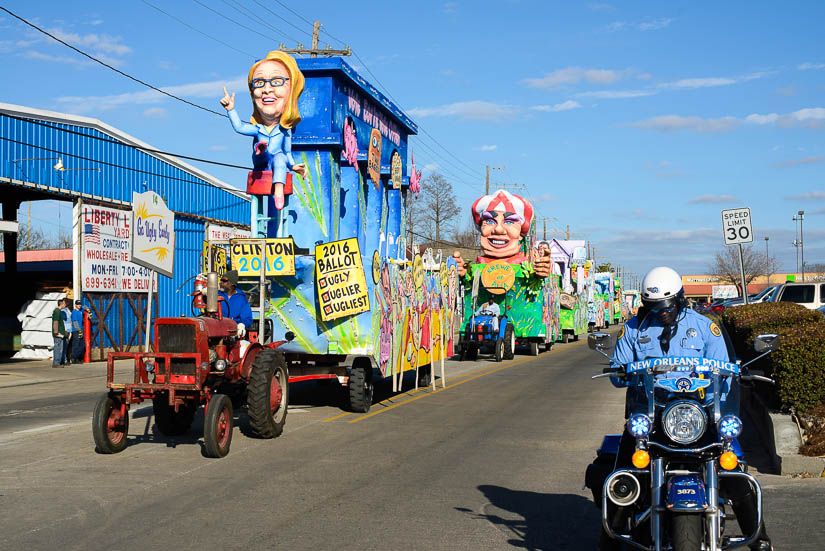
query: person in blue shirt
[
  {"left": 603, "top": 266, "right": 771, "bottom": 551},
  {"left": 218, "top": 270, "right": 253, "bottom": 331},
  {"left": 70, "top": 300, "right": 85, "bottom": 363}
]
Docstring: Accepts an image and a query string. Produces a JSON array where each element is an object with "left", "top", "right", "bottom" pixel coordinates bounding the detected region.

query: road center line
[{"left": 347, "top": 355, "right": 539, "bottom": 423}]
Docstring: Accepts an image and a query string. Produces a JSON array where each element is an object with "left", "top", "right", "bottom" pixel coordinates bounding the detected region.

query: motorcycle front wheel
[{"left": 670, "top": 513, "right": 703, "bottom": 551}]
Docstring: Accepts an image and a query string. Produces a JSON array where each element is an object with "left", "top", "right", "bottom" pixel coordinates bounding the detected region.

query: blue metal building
[{"left": 0, "top": 102, "right": 250, "bottom": 352}]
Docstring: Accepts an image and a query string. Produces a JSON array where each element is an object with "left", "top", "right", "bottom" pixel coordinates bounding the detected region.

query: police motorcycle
[{"left": 584, "top": 332, "right": 778, "bottom": 551}]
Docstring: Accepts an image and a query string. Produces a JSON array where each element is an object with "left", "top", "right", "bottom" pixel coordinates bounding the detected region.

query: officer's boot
[{"left": 730, "top": 495, "right": 772, "bottom": 551}]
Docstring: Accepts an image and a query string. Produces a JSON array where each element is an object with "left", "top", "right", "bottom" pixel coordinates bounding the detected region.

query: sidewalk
[{"left": 0, "top": 357, "right": 112, "bottom": 389}]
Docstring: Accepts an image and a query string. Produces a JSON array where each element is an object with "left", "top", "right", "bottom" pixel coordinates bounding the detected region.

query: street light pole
[
  {"left": 764, "top": 236, "right": 770, "bottom": 282},
  {"left": 792, "top": 214, "right": 800, "bottom": 275},
  {"left": 799, "top": 210, "right": 805, "bottom": 281}
]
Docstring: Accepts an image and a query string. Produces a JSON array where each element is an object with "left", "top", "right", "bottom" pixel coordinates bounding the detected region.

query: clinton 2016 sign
[{"left": 131, "top": 191, "right": 175, "bottom": 278}]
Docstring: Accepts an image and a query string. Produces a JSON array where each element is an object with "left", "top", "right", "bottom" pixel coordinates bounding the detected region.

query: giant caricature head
[
  {"left": 472, "top": 190, "right": 534, "bottom": 259},
  {"left": 247, "top": 51, "right": 304, "bottom": 129}
]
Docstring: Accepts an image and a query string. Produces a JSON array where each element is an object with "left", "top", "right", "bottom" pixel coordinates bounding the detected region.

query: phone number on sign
[{"left": 84, "top": 276, "right": 119, "bottom": 290}]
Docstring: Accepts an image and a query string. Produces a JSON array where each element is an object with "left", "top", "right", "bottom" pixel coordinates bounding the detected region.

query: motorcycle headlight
[
  {"left": 718, "top": 415, "right": 742, "bottom": 440},
  {"left": 662, "top": 401, "right": 706, "bottom": 445}
]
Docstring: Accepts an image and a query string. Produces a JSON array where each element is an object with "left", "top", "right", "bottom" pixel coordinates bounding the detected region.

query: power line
[
  {"left": 0, "top": 5, "right": 231, "bottom": 117},
  {"left": 250, "top": 0, "right": 315, "bottom": 39},
  {"left": 2, "top": 113, "right": 254, "bottom": 170},
  {"left": 141, "top": 1, "right": 257, "bottom": 60}
]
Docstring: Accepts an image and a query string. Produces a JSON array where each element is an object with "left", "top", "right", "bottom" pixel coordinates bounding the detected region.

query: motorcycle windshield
[{"left": 626, "top": 356, "right": 740, "bottom": 420}]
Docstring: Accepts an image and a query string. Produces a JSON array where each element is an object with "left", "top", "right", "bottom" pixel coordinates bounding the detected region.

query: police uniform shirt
[{"left": 610, "top": 308, "right": 729, "bottom": 388}]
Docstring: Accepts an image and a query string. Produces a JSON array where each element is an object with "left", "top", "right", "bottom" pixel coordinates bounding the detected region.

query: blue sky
[{"left": 1, "top": 1, "right": 823, "bottom": 279}]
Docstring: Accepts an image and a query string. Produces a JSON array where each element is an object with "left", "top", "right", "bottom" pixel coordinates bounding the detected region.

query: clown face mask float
[
  {"left": 453, "top": 190, "right": 551, "bottom": 279},
  {"left": 220, "top": 51, "right": 308, "bottom": 212}
]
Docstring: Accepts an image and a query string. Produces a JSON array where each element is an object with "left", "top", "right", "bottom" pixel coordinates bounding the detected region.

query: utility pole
[
  {"left": 764, "top": 236, "right": 770, "bottom": 282},
  {"left": 543, "top": 219, "right": 546, "bottom": 240},
  {"left": 485, "top": 165, "right": 504, "bottom": 195},
  {"left": 799, "top": 210, "right": 805, "bottom": 281},
  {"left": 565, "top": 225, "right": 570, "bottom": 240},
  {"left": 793, "top": 213, "right": 800, "bottom": 276},
  {"left": 279, "top": 21, "right": 351, "bottom": 57}
]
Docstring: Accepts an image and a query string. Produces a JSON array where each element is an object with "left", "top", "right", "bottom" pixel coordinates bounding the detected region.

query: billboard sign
[{"left": 131, "top": 191, "right": 175, "bottom": 278}]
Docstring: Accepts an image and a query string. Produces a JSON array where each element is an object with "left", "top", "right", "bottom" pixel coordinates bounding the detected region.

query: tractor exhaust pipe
[
  {"left": 605, "top": 471, "right": 641, "bottom": 507},
  {"left": 206, "top": 272, "right": 219, "bottom": 313}
]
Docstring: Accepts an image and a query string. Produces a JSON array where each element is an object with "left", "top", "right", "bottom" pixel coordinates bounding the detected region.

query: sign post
[
  {"left": 721, "top": 207, "right": 754, "bottom": 305},
  {"left": 131, "top": 191, "right": 175, "bottom": 351}
]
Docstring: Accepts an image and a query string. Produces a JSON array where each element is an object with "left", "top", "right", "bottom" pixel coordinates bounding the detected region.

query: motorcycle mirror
[
  {"left": 753, "top": 333, "right": 779, "bottom": 354},
  {"left": 588, "top": 332, "right": 613, "bottom": 351}
]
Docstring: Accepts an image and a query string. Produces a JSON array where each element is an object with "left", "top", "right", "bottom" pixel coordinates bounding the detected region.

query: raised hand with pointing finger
[{"left": 220, "top": 87, "right": 235, "bottom": 112}]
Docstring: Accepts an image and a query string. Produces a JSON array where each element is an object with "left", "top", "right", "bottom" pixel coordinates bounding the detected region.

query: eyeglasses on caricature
[{"left": 251, "top": 77, "right": 290, "bottom": 88}]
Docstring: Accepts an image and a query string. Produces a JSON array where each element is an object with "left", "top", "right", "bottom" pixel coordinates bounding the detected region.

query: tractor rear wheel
[
  {"left": 153, "top": 394, "right": 197, "bottom": 436},
  {"left": 247, "top": 349, "right": 289, "bottom": 439},
  {"left": 348, "top": 357, "right": 373, "bottom": 413},
  {"left": 503, "top": 324, "right": 515, "bottom": 360},
  {"left": 203, "top": 394, "right": 233, "bottom": 458},
  {"left": 92, "top": 393, "right": 129, "bottom": 454}
]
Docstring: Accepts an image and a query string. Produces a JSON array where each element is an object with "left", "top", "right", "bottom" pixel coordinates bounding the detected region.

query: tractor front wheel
[
  {"left": 503, "top": 324, "right": 515, "bottom": 360},
  {"left": 494, "top": 338, "right": 504, "bottom": 362},
  {"left": 92, "top": 393, "right": 129, "bottom": 454},
  {"left": 247, "top": 349, "right": 289, "bottom": 438},
  {"left": 203, "top": 394, "right": 233, "bottom": 458},
  {"left": 348, "top": 357, "right": 374, "bottom": 413}
]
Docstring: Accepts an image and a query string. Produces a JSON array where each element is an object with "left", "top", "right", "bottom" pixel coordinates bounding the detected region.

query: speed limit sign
[{"left": 721, "top": 207, "right": 754, "bottom": 245}]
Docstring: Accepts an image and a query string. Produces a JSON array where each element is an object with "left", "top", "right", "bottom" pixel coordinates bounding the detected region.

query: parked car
[
  {"left": 769, "top": 282, "right": 825, "bottom": 310},
  {"left": 817, "top": 304, "right": 825, "bottom": 318},
  {"left": 724, "top": 285, "right": 779, "bottom": 308}
]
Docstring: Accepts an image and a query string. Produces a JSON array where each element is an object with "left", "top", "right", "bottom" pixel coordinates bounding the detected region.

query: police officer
[{"left": 606, "top": 266, "right": 771, "bottom": 551}]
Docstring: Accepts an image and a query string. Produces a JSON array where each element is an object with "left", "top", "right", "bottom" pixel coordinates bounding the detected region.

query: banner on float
[
  {"left": 315, "top": 237, "right": 370, "bottom": 321},
  {"left": 229, "top": 238, "right": 296, "bottom": 277},
  {"left": 81, "top": 204, "right": 155, "bottom": 292},
  {"left": 206, "top": 223, "right": 251, "bottom": 242},
  {"left": 131, "top": 191, "right": 175, "bottom": 278}
]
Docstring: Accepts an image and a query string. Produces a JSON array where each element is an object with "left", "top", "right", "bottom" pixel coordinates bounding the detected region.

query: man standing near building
[
  {"left": 70, "top": 300, "right": 85, "bottom": 364},
  {"left": 61, "top": 299, "right": 72, "bottom": 365},
  {"left": 51, "top": 298, "right": 67, "bottom": 368}
]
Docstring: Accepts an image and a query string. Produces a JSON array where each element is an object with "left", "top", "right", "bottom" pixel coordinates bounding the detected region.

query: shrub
[{"left": 721, "top": 302, "right": 825, "bottom": 414}]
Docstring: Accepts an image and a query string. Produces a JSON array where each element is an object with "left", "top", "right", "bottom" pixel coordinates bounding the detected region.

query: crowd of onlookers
[{"left": 51, "top": 298, "right": 85, "bottom": 367}]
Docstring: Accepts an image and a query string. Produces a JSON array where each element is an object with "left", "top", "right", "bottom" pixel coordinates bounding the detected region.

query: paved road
[{"left": 1, "top": 338, "right": 823, "bottom": 550}]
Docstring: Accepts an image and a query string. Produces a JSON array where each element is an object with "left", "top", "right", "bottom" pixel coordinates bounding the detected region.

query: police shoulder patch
[
  {"left": 710, "top": 322, "right": 722, "bottom": 337},
  {"left": 617, "top": 325, "right": 625, "bottom": 340}
]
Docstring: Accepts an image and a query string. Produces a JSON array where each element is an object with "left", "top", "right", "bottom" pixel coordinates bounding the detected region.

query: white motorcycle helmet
[{"left": 640, "top": 266, "right": 684, "bottom": 311}]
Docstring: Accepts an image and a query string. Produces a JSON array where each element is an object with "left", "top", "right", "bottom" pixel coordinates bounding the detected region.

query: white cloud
[
  {"left": 209, "top": 145, "right": 229, "bottom": 151},
  {"left": 746, "top": 107, "right": 825, "bottom": 129},
  {"left": 660, "top": 77, "right": 736, "bottom": 89},
  {"left": 48, "top": 28, "right": 131, "bottom": 56},
  {"left": 784, "top": 190, "right": 825, "bottom": 201},
  {"left": 474, "top": 144, "right": 497, "bottom": 151},
  {"left": 530, "top": 100, "right": 582, "bottom": 112},
  {"left": 604, "top": 18, "right": 673, "bottom": 32},
  {"left": 798, "top": 62, "right": 825, "bottom": 70},
  {"left": 588, "top": 3, "right": 615, "bottom": 12},
  {"left": 142, "top": 107, "right": 167, "bottom": 119},
  {"left": 56, "top": 75, "right": 247, "bottom": 113},
  {"left": 775, "top": 156, "right": 824, "bottom": 168},
  {"left": 577, "top": 89, "right": 657, "bottom": 99},
  {"left": 422, "top": 163, "right": 440, "bottom": 172},
  {"left": 687, "top": 194, "right": 739, "bottom": 204},
  {"left": 442, "top": 2, "right": 457, "bottom": 14},
  {"left": 628, "top": 115, "right": 741, "bottom": 133},
  {"left": 408, "top": 100, "right": 520, "bottom": 122},
  {"left": 537, "top": 193, "right": 557, "bottom": 201},
  {"left": 522, "top": 67, "right": 630, "bottom": 89}
]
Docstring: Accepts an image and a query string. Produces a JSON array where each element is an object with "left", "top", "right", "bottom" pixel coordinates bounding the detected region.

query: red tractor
[{"left": 92, "top": 274, "right": 288, "bottom": 458}]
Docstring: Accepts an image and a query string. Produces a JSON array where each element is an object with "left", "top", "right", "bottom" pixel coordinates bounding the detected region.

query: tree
[
  {"left": 709, "top": 245, "right": 780, "bottom": 295},
  {"left": 6, "top": 223, "right": 50, "bottom": 251},
  {"left": 451, "top": 218, "right": 480, "bottom": 249},
  {"left": 417, "top": 172, "right": 460, "bottom": 244}
]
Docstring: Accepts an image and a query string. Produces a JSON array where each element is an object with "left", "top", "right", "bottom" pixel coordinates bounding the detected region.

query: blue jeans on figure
[{"left": 53, "top": 336, "right": 65, "bottom": 367}]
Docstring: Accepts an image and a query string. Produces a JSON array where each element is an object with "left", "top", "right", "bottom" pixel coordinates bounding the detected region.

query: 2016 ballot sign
[{"left": 315, "top": 238, "right": 370, "bottom": 321}]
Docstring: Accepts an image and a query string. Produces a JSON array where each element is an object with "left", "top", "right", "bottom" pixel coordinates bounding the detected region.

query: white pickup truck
[{"left": 770, "top": 281, "right": 825, "bottom": 310}]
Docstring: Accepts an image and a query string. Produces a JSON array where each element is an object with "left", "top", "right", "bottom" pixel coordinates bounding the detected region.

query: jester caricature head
[
  {"left": 247, "top": 50, "right": 304, "bottom": 129},
  {"left": 472, "top": 190, "right": 534, "bottom": 261}
]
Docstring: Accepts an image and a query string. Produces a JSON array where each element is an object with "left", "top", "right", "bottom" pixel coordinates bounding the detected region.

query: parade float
[
  {"left": 546, "top": 239, "right": 588, "bottom": 343},
  {"left": 594, "top": 271, "right": 613, "bottom": 328},
  {"left": 613, "top": 274, "right": 625, "bottom": 324},
  {"left": 211, "top": 53, "right": 460, "bottom": 412},
  {"left": 623, "top": 289, "right": 641, "bottom": 316},
  {"left": 454, "top": 191, "right": 559, "bottom": 360}
]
